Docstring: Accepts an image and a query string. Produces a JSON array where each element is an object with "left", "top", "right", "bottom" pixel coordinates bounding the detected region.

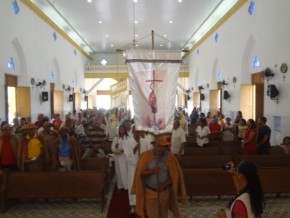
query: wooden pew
[
  {"left": 80, "top": 157, "right": 111, "bottom": 193},
  {"left": 269, "top": 146, "right": 285, "bottom": 154},
  {"left": 258, "top": 167, "right": 290, "bottom": 193},
  {"left": 0, "top": 171, "right": 106, "bottom": 213},
  {"left": 182, "top": 168, "right": 236, "bottom": 196},
  {"left": 218, "top": 141, "right": 243, "bottom": 155},
  {"left": 178, "top": 155, "right": 232, "bottom": 169},
  {"left": 184, "top": 146, "right": 219, "bottom": 156},
  {"left": 235, "top": 155, "right": 290, "bottom": 167}
]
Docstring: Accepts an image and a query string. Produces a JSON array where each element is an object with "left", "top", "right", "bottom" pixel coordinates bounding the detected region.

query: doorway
[{"left": 5, "top": 74, "right": 17, "bottom": 124}]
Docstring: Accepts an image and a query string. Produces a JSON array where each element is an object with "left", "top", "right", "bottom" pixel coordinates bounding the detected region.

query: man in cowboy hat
[{"left": 132, "top": 135, "right": 188, "bottom": 218}]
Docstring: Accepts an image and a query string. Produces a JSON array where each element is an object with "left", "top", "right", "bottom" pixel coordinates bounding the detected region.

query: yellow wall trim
[
  {"left": 21, "top": 0, "right": 93, "bottom": 61},
  {"left": 182, "top": 0, "right": 248, "bottom": 60}
]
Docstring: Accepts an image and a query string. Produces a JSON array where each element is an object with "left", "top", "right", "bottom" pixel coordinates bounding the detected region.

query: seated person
[
  {"left": 82, "top": 119, "right": 107, "bottom": 158},
  {"left": 20, "top": 123, "right": 46, "bottom": 172},
  {"left": 51, "top": 127, "right": 81, "bottom": 171},
  {"left": 195, "top": 118, "right": 211, "bottom": 147},
  {"left": 281, "top": 136, "right": 290, "bottom": 154},
  {"left": 0, "top": 124, "right": 20, "bottom": 171},
  {"left": 209, "top": 116, "right": 222, "bottom": 140}
]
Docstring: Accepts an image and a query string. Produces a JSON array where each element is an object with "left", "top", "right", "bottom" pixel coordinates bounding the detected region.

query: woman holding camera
[{"left": 217, "top": 160, "right": 265, "bottom": 218}]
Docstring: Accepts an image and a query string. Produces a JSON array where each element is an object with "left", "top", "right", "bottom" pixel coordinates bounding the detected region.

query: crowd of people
[
  {"left": 0, "top": 107, "right": 188, "bottom": 216},
  {"left": 188, "top": 108, "right": 286, "bottom": 156},
  {"left": 1, "top": 106, "right": 288, "bottom": 217}
]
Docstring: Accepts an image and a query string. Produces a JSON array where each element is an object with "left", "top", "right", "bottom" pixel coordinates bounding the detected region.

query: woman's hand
[{"left": 217, "top": 208, "right": 226, "bottom": 218}]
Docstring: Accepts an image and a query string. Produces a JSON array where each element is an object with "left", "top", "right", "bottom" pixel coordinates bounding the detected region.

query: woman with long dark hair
[
  {"left": 242, "top": 119, "right": 257, "bottom": 155},
  {"left": 217, "top": 160, "right": 265, "bottom": 218}
]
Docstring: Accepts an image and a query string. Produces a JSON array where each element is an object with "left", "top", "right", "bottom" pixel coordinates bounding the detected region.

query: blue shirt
[
  {"left": 58, "top": 138, "right": 71, "bottom": 157},
  {"left": 145, "top": 150, "right": 170, "bottom": 189}
]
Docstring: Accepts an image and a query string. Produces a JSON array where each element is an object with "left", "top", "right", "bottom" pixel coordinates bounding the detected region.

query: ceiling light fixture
[
  {"left": 163, "top": 34, "right": 167, "bottom": 37},
  {"left": 134, "top": 20, "right": 138, "bottom": 24},
  {"left": 101, "top": 59, "right": 107, "bottom": 65},
  {"left": 105, "top": 34, "right": 109, "bottom": 37},
  {"left": 178, "top": 0, "right": 182, "bottom": 2},
  {"left": 87, "top": 0, "right": 92, "bottom": 3},
  {"left": 98, "top": 20, "right": 102, "bottom": 24},
  {"left": 169, "top": 20, "right": 173, "bottom": 24},
  {"left": 110, "top": 44, "right": 114, "bottom": 47},
  {"left": 133, "top": 0, "right": 138, "bottom": 2}
]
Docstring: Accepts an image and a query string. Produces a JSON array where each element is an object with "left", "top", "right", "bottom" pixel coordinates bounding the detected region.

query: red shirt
[
  {"left": 209, "top": 123, "right": 222, "bottom": 140},
  {"left": 232, "top": 200, "right": 247, "bottom": 217},
  {"left": 1, "top": 135, "right": 16, "bottom": 165},
  {"left": 53, "top": 119, "right": 63, "bottom": 131}
]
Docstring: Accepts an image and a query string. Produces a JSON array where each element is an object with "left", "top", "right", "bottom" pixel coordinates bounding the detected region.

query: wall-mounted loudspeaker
[
  {"left": 264, "top": 68, "right": 274, "bottom": 77},
  {"left": 84, "top": 96, "right": 88, "bottom": 101},
  {"left": 223, "top": 90, "right": 231, "bottom": 100},
  {"left": 200, "top": 93, "right": 205, "bottom": 101},
  {"left": 267, "top": 84, "right": 279, "bottom": 99},
  {"left": 41, "top": 92, "right": 48, "bottom": 101},
  {"left": 69, "top": 94, "right": 73, "bottom": 102}
]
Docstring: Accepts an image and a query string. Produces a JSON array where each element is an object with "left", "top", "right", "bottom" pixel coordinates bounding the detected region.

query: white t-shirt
[
  {"left": 171, "top": 127, "right": 186, "bottom": 155},
  {"left": 195, "top": 126, "right": 211, "bottom": 147}
]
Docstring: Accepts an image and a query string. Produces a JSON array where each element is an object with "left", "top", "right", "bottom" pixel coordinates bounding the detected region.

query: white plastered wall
[
  {"left": 0, "top": 1, "right": 89, "bottom": 122},
  {"left": 186, "top": 0, "right": 290, "bottom": 145}
]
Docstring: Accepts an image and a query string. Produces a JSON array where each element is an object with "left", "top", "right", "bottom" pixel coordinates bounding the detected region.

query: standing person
[
  {"left": 171, "top": 119, "right": 186, "bottom": 157},
  {"left": 233, "top": 111, "right": 243, "bottom": 138},
  {"left": 190, "top": 107, "right": 199, "bottom": 125},
  {"left": 217, "top": 160, "right": 265, "bottom": 218},
  {"left": 256, "top": 116, "right": 271, "bottom": 155},
  {"left": 195, "top": 118, "right": 211, "bottom": 147},
  {"left": 0, "top": 124, "right": 20, "bottom": 171},
  {"left": 222, "top": 117, "right": 234, "bottom": 141},
  {"left": 124, "top": 129, "right": 140, "bottom": 214},
  {"left": 238, "top": 119, "right": 247, "bottom": 141},
  {"left": 242, "top": 119, "right": 257, "bottom": 155},
  {"left": 111, "top": 125, "right": 129, "bottom": 192},
  {"left": 132, "top": 135, "right": 188, "bottom": 218}
]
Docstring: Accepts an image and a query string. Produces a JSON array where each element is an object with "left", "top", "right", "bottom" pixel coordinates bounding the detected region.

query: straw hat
[{"left": 21, "top": 123, "right": 37, "bottom": 130}]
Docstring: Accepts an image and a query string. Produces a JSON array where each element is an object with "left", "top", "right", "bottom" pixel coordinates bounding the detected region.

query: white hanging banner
[{"left": 126, "top": 50, "right": 181, "bottom": 135}]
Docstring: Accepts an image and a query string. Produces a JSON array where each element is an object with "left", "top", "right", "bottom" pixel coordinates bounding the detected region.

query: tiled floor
[{"left": 2, "top": 194, "right": 290, "bottom": 218}]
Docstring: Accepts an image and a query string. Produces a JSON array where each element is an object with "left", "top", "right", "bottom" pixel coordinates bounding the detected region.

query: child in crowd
[
  {"left": 281, "top": 136, "right": 290, "bottom": 154},
  {"left": 237, "top": 119, "right": 247, "bottom": 141},
  {"left": 222, "top": 117, "right": 234, "bottom": 141}
]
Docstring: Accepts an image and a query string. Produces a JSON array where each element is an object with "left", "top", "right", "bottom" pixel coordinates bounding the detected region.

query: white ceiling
[{"left": 29, "top": 0, "right": 239, "bottom": 55}]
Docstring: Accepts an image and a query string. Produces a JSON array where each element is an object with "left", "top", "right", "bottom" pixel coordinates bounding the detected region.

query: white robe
[
  {"left": 124, "top": 138, "right": 139, "bottom": 206},
  {"left": 124, "top": 137, "right": 152, "bottom": 206},
  {"left": 111, "top": 136, "right": 129, "bottom": 190}
]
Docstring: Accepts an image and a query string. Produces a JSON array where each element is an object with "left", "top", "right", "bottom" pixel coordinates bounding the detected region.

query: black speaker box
[
  {"left": 84, "top": 96, "right": 88, "bottom": 101},
  {"left": 41, "top": 92, "right": 48, "bottom": 101},
  {"left": 200, "top": 93, "right": 205, "bottom": 101},
  {"left": 267, "top": 84, "right": 279, "bottom": 99},
  {"left": 223, "top": 90, "right": 230, "bottom": 100},
  {"left": 69, "top": 94, "right": 73, "bottom": 102}
]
